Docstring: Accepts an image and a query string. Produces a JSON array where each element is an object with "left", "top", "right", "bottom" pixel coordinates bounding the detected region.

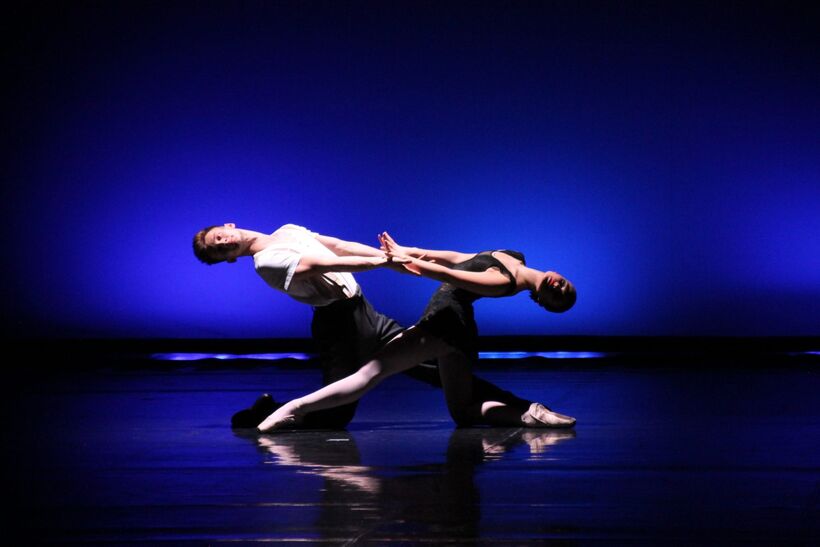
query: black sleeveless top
[{"left": 415, "top": 250, "right": 525, "bottom": 359}]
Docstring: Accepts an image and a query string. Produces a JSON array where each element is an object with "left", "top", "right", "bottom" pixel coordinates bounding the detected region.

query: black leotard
[{"left": 415, "top": 250, "right": 525, "bottom": 359}]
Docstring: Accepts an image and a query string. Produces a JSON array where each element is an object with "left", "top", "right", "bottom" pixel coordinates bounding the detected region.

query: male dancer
[{"left": 193, "top": 223, "right": 557, "bottom": 429}]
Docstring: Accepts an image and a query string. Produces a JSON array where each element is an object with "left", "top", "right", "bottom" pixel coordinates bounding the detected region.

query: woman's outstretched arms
[
  {"left": 379, "top": 231, "right": 476, "bottom": 267},
  {"left": 396, "top": 256, "right": 512, "bottom": 296},
  {"left": 379, "top": 232, "right": 512, "bottom": 297}
]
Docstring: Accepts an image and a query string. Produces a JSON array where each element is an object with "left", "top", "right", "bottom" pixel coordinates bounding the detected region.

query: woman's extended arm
[
  {"left": 379, "top": 232, "right": 513, "bottom": 296},
  {"left": 379, "top": 232, "right": 475, "bottom": 267},
  {"left": 397, "top": 255, "right": 512, "bottom": 297}
]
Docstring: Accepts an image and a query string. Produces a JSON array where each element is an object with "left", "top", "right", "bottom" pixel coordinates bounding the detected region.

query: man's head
[
  {"left": 193, "top": 223, "right": 243, "bottom": 265},
  {"left": 530, "top": 271, "right": 576, "bottom": 313}
]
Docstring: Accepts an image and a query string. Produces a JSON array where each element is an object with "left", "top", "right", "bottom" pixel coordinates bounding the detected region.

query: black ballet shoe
[{"left": 231, "top": 393, "right": 281, "bottom": 429}]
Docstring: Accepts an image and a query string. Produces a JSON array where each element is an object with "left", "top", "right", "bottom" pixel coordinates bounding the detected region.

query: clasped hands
[{"left": 378, "top": 231, "right": 423, "bottom": 275}]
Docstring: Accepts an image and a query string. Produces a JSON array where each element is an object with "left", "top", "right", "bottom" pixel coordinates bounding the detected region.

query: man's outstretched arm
[
  {"left": 315, "top": 234, "right": 385, "bottom": 258},
  {"left": 292, "top": 253, "right": 393, "bottom": 276}
]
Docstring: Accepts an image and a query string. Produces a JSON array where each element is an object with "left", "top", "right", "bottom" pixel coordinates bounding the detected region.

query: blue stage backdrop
[{"left": 4, "top": 2, "right": 818, "bottom": 338}]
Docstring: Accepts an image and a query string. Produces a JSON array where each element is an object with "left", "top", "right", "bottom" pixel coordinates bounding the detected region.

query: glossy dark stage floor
[{"left": 5, "top": 350, "right": 820, "bottom": 544}]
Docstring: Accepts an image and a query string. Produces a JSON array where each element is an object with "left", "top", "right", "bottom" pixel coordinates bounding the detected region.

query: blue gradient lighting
[{"left": 5, "top": 3, "right": 818, "bottom": 339}]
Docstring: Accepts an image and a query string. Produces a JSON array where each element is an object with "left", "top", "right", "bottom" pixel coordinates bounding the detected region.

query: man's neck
[{"left": 237, "top": 229, "right": 275, "bottom": 256}]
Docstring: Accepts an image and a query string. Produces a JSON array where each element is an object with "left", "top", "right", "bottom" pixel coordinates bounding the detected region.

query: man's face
[{"left": 204, "top": 223, "right": 242, "bottom": 263}]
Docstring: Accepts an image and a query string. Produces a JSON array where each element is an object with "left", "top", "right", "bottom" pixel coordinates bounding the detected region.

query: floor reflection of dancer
[
  {"left": 193, "top": 223, "right": 553, "bottom": 428},
  {"left": 259, "top": 232, "right": 577, "bottom": 432},
  {"left": 250, "top": 427, "right": 575, "bottom": 542}
]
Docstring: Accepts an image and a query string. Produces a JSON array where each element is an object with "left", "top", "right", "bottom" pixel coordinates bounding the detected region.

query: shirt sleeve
[
  {"left": 279, "top": 223, "right": 320, "bottom": 238},
  {"left": 255, "top": 248, "right": 302, "bottom": 291}
]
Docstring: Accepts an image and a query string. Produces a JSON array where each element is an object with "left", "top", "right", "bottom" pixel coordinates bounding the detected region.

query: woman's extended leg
[
  {"left": 258, "top": 326, "right": 452, "bottom": 432},
  {"left": 436, "top": 353, "right": 576, "bottom": 428},
  {"left": 436, "top": 352, "right": 533, "bottom": 426}
]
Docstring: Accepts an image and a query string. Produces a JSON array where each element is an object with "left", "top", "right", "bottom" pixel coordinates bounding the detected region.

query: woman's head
[{"left": 531, "top": 271, "right": 576, "bottom": 313}]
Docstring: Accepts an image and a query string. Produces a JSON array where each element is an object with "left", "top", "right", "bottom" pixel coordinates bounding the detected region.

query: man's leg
[
  {"left": 233, "top": 297, "right": 364, "bottom": 430},
  {"left": 301, "top": 297, "right": 365, "bottom": 428},
  {"left": 233, "top": 295, "right": 403, "bottom": 429}
]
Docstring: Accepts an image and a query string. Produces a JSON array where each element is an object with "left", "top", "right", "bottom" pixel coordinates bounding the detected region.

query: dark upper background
[{"left": 3, "top": 1, "right": 818, "bottom": 339}]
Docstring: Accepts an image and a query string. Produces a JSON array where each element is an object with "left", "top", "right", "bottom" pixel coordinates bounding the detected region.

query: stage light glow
[
  {"left": 152, "top": 353, "right": 314, "bottom": 362},
  {"left": 151, "top": 351, "right": 611, "bottom": 362}
]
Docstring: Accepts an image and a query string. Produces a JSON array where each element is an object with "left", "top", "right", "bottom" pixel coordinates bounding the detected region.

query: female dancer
[{"left": 258, "top": 232, "right": 577, "bottom": 432}]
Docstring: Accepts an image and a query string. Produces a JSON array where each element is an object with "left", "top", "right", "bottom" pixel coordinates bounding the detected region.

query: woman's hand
[
  {"left": 383, "top": 253, "right": 422, "bottom": 276},
  {"left": 379, "top": 232, "right": 432, "bottom": 275},
  {"left": 397, "top": 258, "right": 423, "bottom": 276},
  {"left": 378, "top": 231, "right": 407, "bottom": 256}
]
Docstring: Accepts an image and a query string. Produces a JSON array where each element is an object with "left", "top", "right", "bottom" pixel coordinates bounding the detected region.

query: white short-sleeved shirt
[{"left": 253, "top": 224, "right": 360, "bottom": 306}]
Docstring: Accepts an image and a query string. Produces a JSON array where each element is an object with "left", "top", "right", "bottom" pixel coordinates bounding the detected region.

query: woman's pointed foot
[{"left": 522, "top": 402, "right": 576, "bottom": 428}]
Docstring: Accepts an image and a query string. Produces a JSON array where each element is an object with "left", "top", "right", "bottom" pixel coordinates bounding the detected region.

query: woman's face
[{"left": 533, "top": 271, "right": 576, "bottom": 312}]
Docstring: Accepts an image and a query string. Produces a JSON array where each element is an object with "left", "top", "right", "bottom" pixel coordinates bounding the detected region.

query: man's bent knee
[{"left": 448, "top": 404, "right": 476, "bottom": 427}]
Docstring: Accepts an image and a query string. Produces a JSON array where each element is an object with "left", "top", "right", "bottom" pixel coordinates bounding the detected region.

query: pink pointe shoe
[{"left": 522, "top": 402, "right": 576, "bottom": 428}]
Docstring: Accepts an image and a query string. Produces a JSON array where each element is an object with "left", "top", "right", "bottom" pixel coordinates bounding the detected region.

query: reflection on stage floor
[{"left": 5, "top": 354, "right": 820, "bottom": 543}]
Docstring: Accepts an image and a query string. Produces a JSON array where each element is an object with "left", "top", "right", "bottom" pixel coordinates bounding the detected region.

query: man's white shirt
[{"left": 253, "top": 224, "right": 360, "bottom": 306}]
